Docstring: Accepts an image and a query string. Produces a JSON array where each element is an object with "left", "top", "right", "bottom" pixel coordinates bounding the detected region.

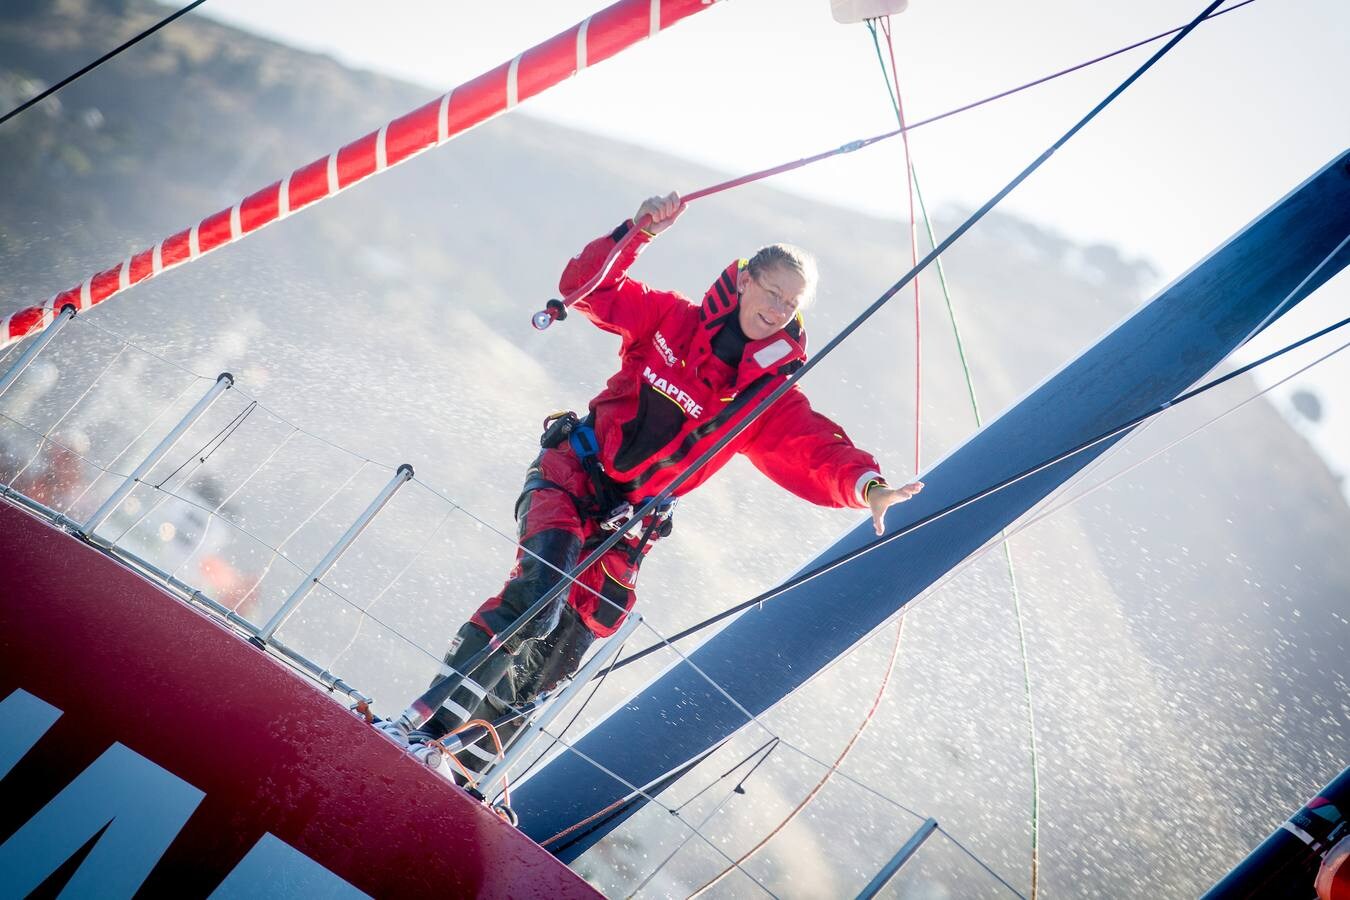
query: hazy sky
[{"left": 198, "top": 0, "right": 1350, "bottom": 483}]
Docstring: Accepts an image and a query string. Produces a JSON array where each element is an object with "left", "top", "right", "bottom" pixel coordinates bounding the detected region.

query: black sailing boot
[{"left": 415, "top": 622, "right": 515, "bottom": 742}]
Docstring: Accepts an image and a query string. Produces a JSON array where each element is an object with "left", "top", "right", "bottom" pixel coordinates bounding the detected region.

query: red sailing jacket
[{"left": 563, "top": 222, "right": 884, "bottom": 509}]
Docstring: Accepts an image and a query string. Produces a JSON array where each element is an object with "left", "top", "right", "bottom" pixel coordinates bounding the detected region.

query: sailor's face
[{"left": 737, "top": 265, "right": 805, "bottom": 341}]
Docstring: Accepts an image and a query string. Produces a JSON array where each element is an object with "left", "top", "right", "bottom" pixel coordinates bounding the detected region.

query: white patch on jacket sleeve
[
  {"left": 752, "top": 339, "right": 791, "bottom": 369},
  {"left": 854, "top": 470, "right": 883, "bottom": 505}
]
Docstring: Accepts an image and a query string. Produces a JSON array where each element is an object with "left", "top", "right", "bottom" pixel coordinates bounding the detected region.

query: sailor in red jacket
[{"left": 420, "top": 193, "right": 922, "bottom": 767}]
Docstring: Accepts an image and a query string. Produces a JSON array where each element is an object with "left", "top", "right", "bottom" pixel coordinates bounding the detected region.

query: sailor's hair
[{"left": 746, "top": 243, "right": 818, "bottom": 307}]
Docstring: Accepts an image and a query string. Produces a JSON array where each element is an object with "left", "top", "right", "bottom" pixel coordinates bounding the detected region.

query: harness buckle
[
  {"left": 598, "top": 502, "right": 634, "bottom": 531},
  {"left": 540, "top": 411, "right": 579, "bottom": 449}
]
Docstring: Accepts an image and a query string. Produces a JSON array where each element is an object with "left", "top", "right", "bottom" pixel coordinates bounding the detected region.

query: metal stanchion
[
  {"left": 856, "top": 817, "right": 939, "bottom": 899},
  {"left": 253, "top": 463, "right": 414, "bottom": 644},
  {"left": 0, "top": 306, "right": 76, "bottom": 399},
  {"left": 477, "top": 612, "right": 644, "bottom": 791},
  {"left": 80, "top": 372, "right": 234, "bottom": 542}
]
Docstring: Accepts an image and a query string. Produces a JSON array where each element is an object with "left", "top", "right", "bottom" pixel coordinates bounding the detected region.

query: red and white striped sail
[{"left": 0, "top": 0, "right": 723, "bottom": 349}]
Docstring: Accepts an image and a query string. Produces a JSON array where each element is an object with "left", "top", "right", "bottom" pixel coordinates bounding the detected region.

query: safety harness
[{"left": 530, "top": 411, "right": 676, "bottom": 562}]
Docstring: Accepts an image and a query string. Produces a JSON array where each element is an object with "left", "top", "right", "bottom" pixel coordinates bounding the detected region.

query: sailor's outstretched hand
[
  {"left": 635, "top": 191, "right": 686, "bottom": 235},
  {"left": 868, "top": 481, "right": 924, "bottom": 536}
]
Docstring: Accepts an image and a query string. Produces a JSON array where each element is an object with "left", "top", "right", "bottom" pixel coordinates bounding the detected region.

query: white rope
[
  {"left": 229, "top": 458, "right": 369, "bottom": 613},
  {"left": 325, "top": 494, "right": 460, "bottom": 673}
]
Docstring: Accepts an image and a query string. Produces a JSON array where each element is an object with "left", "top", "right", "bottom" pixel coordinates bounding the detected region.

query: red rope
[
  {"left": 541, "top": 794, "right": 633, "bottom": 848},
  {"left": 881, "top": 17, "right": 923, "bottom": 474},
  {"left": 687, "top": 27, "right": 929, "bottom": 894},
  {"left": 529, "top": 0, "right": 1256, "bottom": 330}
]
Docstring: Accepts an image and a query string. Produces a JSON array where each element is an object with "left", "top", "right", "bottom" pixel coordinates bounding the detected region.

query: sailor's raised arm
[
  {"left": 633, "top": 191, "right": 686, "bottom": 236},
  {"left": 559, "top": 193, "right": 685, "bottom": 344}
]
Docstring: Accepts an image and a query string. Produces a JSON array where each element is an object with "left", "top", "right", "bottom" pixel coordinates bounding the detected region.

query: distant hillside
[{"left": 2, "top": 2, "right": 1346, "bottom": 896}]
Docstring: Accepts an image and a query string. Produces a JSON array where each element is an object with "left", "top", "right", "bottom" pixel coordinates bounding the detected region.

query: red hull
[{"left": 0, "top": 499, "right": 598, "bottom": 897}]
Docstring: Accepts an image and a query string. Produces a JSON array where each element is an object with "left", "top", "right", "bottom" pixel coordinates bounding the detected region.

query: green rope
[
  {"left": 910, "top": 173, "right": 981, "bottom": 423},
  {"left": 866, "top": 19, "right": 1041, "bottom": 898}
]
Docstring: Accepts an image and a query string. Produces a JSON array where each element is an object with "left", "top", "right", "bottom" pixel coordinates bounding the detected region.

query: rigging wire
[
  {"left": 0, "top": 3, "right": 1282, "bottom": 883},
  {"left": 168, "top": 427, "right": 300, "bottom": 581},
  {"left": 439, "top": 0, "right": 1228, "bottom": 715},
  {"left": 104, "top": 401, "right": 260, "bottom": 549},
  {"left": 688, "top": 619, "right": 906, "bottom": 898},
  {"left": 493, "top": 628, "right": 636, "bottom": 799},
  {"left": 629, "top": 739, "right": 782, "bottom": 900},
  {"left": 604, "top": 299, "right": 1350, "bottom": 674},
  {"left": 905, "top": 326, "right": 1350, "bottom": 637},
  {"left": 325, "top": 496, "right": 459, "bottom": 675},
  {"left": 529, "top": 722, "right": 783, "bottom": 898},
  {"left": 126, "top": 463, "right": 450, "bottom": 663},
  {"left": 63, "top": 368, "right": 208, "bottom": 517},
  {"left": 151, "top": 398, "right": 256, "bottom": 489},
  {"left": 892, "top": 0, "right": 1257, "bottom": 136},
  {"left": 613, "top": 279, "right": 1350, "bottom": 899},
  {"left": 672, "top": 737, "right": 781, "bottom": 816},
  {"left": 228, "top": 458, "right": 369, "bottom": 613},
  {"left": 0, "top": 0, "right": 210, "bottom": 128}
]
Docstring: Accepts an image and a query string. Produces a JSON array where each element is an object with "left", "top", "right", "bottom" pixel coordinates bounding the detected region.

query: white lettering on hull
[
  {"left": 0, "top": 688, "right": 61, "bottom": 780},
  {"left": 210, "top": 833, "right": 371, "bottom": 898},
  {"left": 0, "top": 689, "right": 368, "bottom": 897},
  {"left": 0, "top": 740, "right": 204, "bottom": 897}
]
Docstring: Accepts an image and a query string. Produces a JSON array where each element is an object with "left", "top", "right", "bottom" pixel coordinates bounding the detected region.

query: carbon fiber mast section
[{"left": 514, "top": 150, "right": 1350, "bottom": 859}]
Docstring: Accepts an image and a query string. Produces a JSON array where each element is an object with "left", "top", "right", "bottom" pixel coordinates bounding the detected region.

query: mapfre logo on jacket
[
  {"left": 642, "top": 365, "right": 703, "bottom": 418},
  {"left": 652, "top": 330, "right": 679, "bottom": 367}
]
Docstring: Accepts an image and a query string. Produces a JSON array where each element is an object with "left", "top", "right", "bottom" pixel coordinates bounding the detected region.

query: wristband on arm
[{"left": 863, "top": 478, "right": 888, "bottom": 502}]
